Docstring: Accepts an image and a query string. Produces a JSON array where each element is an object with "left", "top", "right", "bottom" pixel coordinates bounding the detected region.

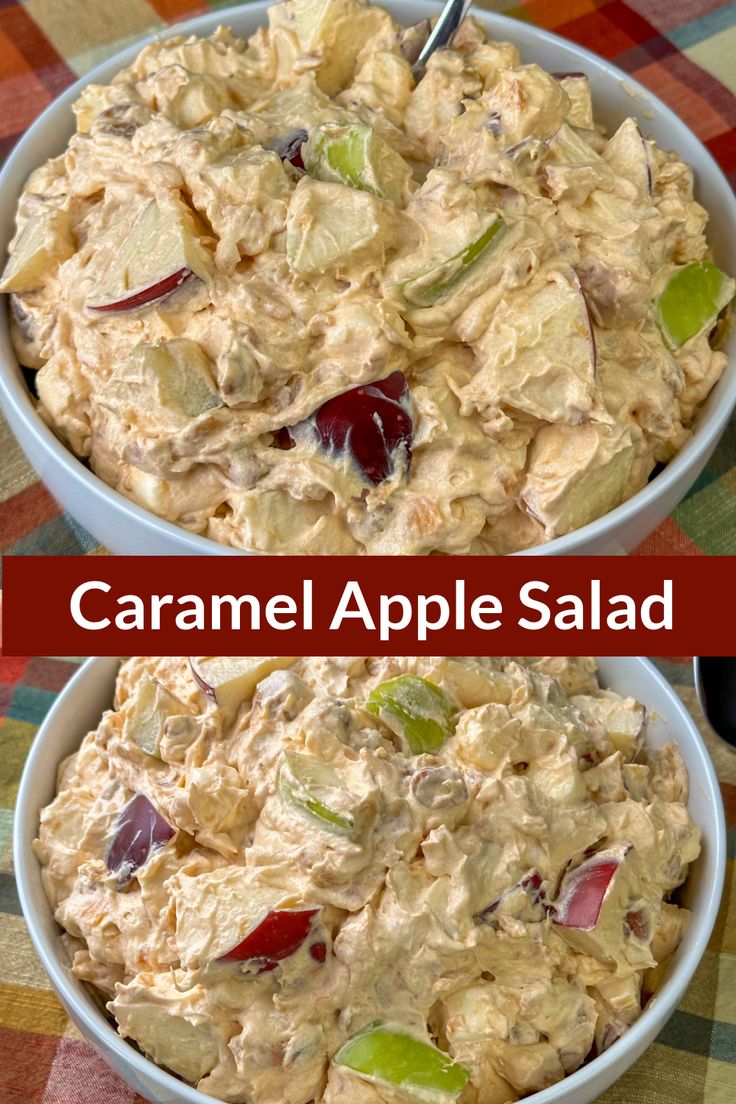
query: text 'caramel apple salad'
[
  {"left": 3, "top": 0, "right": 734, "bottom": 553},
  {"left": 36, "top": 656, "right": 699, "bottom": 1103}
]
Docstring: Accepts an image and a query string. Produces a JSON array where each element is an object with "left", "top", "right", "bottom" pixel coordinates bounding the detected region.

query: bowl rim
[
  {"left": 0, "top": 0, "right": 735, "bottom": 556},
  {"left": 13, "top": 654, "right": 727, "bottom": 1104}
]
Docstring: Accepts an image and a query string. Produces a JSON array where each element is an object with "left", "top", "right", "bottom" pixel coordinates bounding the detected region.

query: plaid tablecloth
[
  {"left": 0, "top": 0, "right": 735, "bottom": 555},
  {"left": 0, "top": 655, "right": 733, "bottom": 1104}
]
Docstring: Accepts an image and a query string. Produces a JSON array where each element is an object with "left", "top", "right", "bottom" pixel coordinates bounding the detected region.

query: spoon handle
[{"left": 413, "top": 0, "right": 474, "bottom": 76}]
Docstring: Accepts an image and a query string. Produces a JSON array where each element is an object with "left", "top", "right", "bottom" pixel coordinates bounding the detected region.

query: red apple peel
[
  {"left": 89, "top": 268, "right": 194, "bottom": 313},
  {"left": 218, "top": 907, "right": 320, "bottom": 964},
  {"left": 272, "top": 371, "right": 413, "bottom": 485},
  {"left": 552, "top": 851, "right": 624, "bottom": 930},
  {"left": 106, "top": 793, "right": 175, "bottom": 888},
  {"left": 189, "top": 656, "right": 217, "bottom": 701}
]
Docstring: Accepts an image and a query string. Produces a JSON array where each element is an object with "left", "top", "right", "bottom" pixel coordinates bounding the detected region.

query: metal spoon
[
  {"left": 693, "top": 657, "right": 736, "bottom": 749},
  {"left": 412, "top": 0, "right": 474, "bottom": 78}
]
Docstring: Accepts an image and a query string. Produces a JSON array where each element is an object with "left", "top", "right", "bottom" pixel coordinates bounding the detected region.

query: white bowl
[
  {"left": 1, "top": 0, "right": 735, "bottom": 555},
  {"left": 14, "top": 655, "right": 726, "bottom": 1104}
]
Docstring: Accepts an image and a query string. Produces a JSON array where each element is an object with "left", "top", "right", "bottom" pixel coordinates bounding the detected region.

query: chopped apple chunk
[
  {"left": 172, "top": 865, "right": 320, "bottom": 969},
  {"left": 549, "top": 843, "right": 656, "bottom": 968},
  {"left": 366, "top": 674, "right": 457, "bottom": 755},
  {"left": 572, "top": 691, "right": 646, "bottom": 760},
  {"left": 100, "top": 339, "right": 221, "bottom": 429},
  {"left": 268, "top": 0, "right": 395, "bottom": 94},
  {"left": 73, "top": 84, "right": 110, "bottom": 134},
  {"left": 476, "top": 870, "right": 546, "bottom": 923},
  {"left": 123, "top": 672, "right": 191, "bottom": 758},
  {"left": 0, "top": 209, "right": 75, "bottom": 293},
  {"left": 304, "top": 123, "right": 413, "bottom": 207},
  {"left": 190, "top": 656, "right": 297, "bottom": 721},
  {"left": 553, "top": 72, "right": 594, "bottom": 129},
  {"left": 286, "top": 370, "right": 412, "bottom": 487},
  {"left": 286, "top": 179, "right": 389, "bottom": 276},
  {"left": 552, "top": 850, "right": 624, "bottom": 930},
  {"left": 603, "top": 117, "right": 654, "bottom": 196},
  {"left": 461, "top": 269, "right": 595, "bottom": 425},
  {"left": 87, "top": 197, "right": 211, "bottom": 313},
  {"left": 521, "top": 421, "right": 638, "bottom": 537},
  {"left": 110, "top": 975, "right": 219, "bottom": 1083}
]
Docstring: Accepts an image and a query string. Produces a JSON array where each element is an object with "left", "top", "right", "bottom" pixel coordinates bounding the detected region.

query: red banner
[{"left": 1, "top": 555, "right": 731, "bottom": 656}]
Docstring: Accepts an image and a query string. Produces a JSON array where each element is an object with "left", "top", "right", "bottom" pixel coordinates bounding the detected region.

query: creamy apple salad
[
  {"left": 36, "top": 655, "right": 699, "bottom": 1103},
  {"left": 3, "top": 0, "right": 734, "bottom": 553}
]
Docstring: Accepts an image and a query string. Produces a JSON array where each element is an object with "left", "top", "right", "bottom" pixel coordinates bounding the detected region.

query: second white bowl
[{"left": 13, "top": 655, "right": 727, "bottom": 1104}]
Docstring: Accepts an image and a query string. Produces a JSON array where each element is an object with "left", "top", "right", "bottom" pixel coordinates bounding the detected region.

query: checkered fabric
[
  {"left": 0, "top": 0, "right": 735, "bottom": 555},
  {"left": 0, "top": 655, "right": 734, "bottom": 1102}
]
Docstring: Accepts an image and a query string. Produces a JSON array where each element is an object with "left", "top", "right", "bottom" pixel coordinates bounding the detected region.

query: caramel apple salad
[
  {"left": 36, "top": 656, "right": 699, "bottom": 1103},
  {"left": 4, "top": 0, "right": 734, "bottom": 553}
]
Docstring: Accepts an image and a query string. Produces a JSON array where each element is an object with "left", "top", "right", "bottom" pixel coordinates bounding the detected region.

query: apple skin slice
[
  {"left": 653, "top": 260, "right": 735, "bottom": 350},
  {"left": 280, "top": 751, "right": 355, "bottom": 835},
  {"left": 400, "top": 215, "right": 506, "bottom": 307},
  {"left": 334, "top": 1025, "right": 469, "bottom": 1100},
  {"left": 551, "top": 850, "right": 626, "bottom": 930},
  {"left": 218, "top": 907, "right": 321, "bottom": 966},
  {"left": 274, "top": 371, "right": 413, "bottom": 487},
  {"left": 106, "top": 793, "right": 175, "bottom": 889},
  {"left": 314, "top": 370, "right": 412, "bottom": 486},
  {"left": 88, "top": 267, "right": 194, "bottom": 314},
  {"left": 570, "top": 266, "right": 597, "bottom": 368},
  {"left": 266, "top": 129, "right": 308, "bottom": 171}
]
